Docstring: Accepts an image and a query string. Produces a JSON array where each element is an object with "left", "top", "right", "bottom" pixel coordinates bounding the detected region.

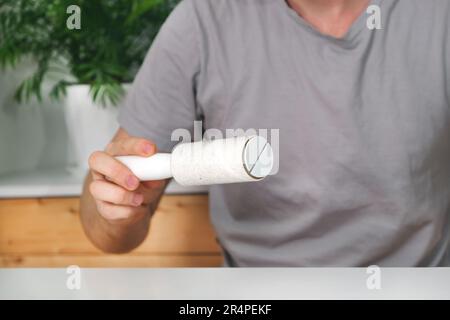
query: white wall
[{"left": 0, "top": 60, "right": 75, "bottom": 176}]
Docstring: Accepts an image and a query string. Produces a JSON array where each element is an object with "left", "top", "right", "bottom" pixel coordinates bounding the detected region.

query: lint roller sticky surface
[{"left": 115, "top": 135, "right": 274, "bottom": 186}]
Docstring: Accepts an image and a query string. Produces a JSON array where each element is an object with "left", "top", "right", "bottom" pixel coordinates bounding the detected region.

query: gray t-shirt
[{"left": 118, "top": 0, "right": 450, "bottom": 266}]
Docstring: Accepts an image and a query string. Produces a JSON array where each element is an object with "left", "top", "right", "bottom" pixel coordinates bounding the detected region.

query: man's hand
[
  {"left": 80, "top": 128, "right": 168, "bottom": 253},
  {"left": 88, "top": 136, "right": 163, "bottom": 224}
]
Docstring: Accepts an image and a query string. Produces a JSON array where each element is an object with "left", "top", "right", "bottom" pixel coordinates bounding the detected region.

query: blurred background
[{"left": 0, "top": 0, "right": 223, "bottom": 267}]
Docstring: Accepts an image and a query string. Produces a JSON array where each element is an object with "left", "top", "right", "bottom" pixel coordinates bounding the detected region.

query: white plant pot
[{"left": 64, "top": 84, "right": 122, "bottom": 172}]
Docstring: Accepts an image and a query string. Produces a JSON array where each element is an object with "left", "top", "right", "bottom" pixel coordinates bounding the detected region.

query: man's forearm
[{"left": 79, "top": 173, "right": 162, "bottom": 253}]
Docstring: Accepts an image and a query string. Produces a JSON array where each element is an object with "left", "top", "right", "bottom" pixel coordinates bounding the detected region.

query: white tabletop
[{"left": 1, "top": 268, "right": 449, "bottom": 300}]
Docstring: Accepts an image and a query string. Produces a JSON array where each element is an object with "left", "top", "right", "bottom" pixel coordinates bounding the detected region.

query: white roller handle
[{"left": 116, "top": 153, "right": 172, "bottom": 181}]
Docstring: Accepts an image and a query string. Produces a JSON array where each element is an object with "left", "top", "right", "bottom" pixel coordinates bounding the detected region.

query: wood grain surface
[{"left": 0, "top": 195, "right": 223, "bottom": 267}]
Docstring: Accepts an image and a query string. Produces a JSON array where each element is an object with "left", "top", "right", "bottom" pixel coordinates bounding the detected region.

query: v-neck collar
[{"left": 277, "top": 0, "right": 384, "bottom": 45}]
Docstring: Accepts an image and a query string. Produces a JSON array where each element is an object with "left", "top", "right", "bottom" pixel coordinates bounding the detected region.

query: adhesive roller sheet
[{"left": 116, "top": 135, "right": 274, "bottom": 186}]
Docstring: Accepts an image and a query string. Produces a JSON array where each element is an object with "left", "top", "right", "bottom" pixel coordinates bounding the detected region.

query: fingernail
[
  {"left": 133, "top": 193, "right": 144, "bottom": 206},
  {"left": 126, "top": 175, "right": 139, "bottom": 189},
  {"left": 143, "top": 143, "right": 154, "bottom": 154}
]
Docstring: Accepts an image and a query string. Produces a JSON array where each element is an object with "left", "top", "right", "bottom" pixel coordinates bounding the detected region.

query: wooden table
[{"left": 0, "top": 195, "right": 223, "bottom": 267}]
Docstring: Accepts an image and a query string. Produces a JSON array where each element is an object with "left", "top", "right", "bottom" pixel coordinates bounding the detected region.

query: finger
[
  {"left": 105, "top": 138, "right": 156, "bottom": 157},
  {"left": 136, "top": 180, "right": 168, "bottom": 204},
  {"left": 141, "top": 179, "right": 168, "bottom": 191},
  {"left": 90, "top": 180, "right": 144, "bottom": 207},
  {"left": 91, "top": 169, "right": 104, "bottom": 181},
  {"left": 88, "top": 151, "right": 140, "bottom": 191},
  {"left": 96, "top": 200, "right": 147, "bottom": 222}
]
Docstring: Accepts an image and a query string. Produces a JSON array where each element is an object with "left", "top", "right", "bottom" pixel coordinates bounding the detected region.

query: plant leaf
[{"left": 126, "top": 0, "right": 163, "bottom": 25}]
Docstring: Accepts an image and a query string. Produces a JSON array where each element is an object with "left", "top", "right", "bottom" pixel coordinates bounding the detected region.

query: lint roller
[{"left": 115, "top": 135, "right": 274, "bottom": 186}]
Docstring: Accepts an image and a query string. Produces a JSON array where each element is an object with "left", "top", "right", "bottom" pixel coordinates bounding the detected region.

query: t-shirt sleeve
[{"left": 118, "top": 0, "right": 201, "bottom": 152}]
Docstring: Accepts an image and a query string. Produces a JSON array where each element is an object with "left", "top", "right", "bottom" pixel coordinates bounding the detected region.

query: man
[{"left": 80, "top": 0, "right": 450, "bottom": 266}]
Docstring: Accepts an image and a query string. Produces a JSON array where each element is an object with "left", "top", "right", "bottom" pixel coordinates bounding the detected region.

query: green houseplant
[
  {"left": 0, "top": 0, "right": 179, "bottom": 106},
  {"left": 0, "top": 0, "right": 180, "bottom": 176}
]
